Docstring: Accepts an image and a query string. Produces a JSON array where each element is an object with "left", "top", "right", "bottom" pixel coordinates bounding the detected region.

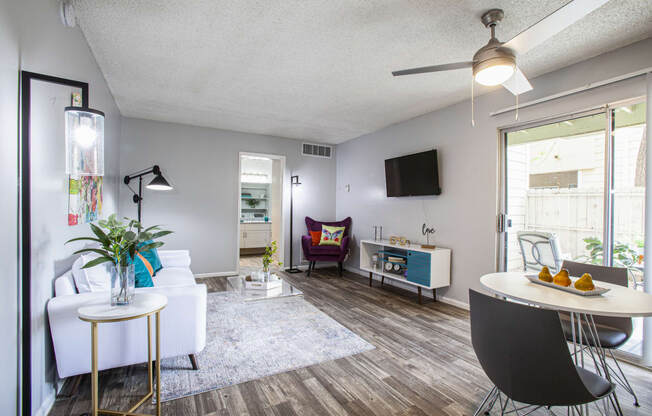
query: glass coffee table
[{"left": 227, "top": 275, "right": 303, "bottom": 302}]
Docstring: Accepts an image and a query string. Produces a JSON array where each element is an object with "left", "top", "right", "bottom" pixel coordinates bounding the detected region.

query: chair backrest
[
  {"left": 561, "top": 260, "right": 633, "bottom": 334},
  {"left": 469, "top": 290, "right": 599, "bottom": 406},
  {"left": 305, "top": 216, "right": 352, "bottom": 237},
  {"left": 516, "top": 231, "right": 563, "bottom": 273}
]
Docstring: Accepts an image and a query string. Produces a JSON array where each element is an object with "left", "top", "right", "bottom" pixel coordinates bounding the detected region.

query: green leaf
[
  {"left": 143, "top": 224, "right": 162, "bottom": 233},
  {"left": 124, "top": 231, "right": 137, "bottom": 241},
  {"left": 90, "top": 223, "right": 111, "bottom": 246},
  {"left": 81, "top": 256, "right": 114, "bottom": 269},
  {"left": 73, "top": 248, "right": 111, "bottom": 257},
  {"left": 151, "top": 230, "right": 173, "bottom": 239},
  {"left": 65, "top": 236, "right": 103, "bottom": 245},
  {"left": 138, "top": 242, "right": 164, "bottom": 252}
]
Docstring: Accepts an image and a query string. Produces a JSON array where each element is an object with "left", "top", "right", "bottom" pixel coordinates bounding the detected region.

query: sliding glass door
[
  {"left": 502, "top": 111, "right": 608, "bottom": 272},
  {"left": 611, "top": 102, "right": 647, "bottom": 356},
  {"left": 499, "top": 100, "right": 647, "bottom": 356}
]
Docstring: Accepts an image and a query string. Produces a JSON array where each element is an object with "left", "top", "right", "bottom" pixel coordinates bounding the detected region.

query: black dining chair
[
  {"left": 469, "top": 289, "right": 618, "bottom": 416},
  {"left": 559, "top": 260, "right": 638, "bottom": 406}
]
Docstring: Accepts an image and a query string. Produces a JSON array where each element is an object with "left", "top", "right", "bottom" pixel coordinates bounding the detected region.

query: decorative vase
[
  {"left": 262, "top": 269, "right": 272, "bottom": 282},
  {"left": 111, "top": 263, "right": 135, "bottom": 306}
]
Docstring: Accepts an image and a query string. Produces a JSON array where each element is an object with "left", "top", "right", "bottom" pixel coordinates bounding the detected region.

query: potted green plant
[
  {"left": 66, "top": 214, "right": 172, "bottom": 305},
  {"left": 246, "top": 198, "right": 261, "bottom": 208},
  {"left": 261, "top": 240, "right": 283, "bottom": 281}
]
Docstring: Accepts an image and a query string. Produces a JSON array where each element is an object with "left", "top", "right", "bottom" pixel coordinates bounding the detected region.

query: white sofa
[{"left": 47, "top": 250, "right": 207, "bottom": 379}]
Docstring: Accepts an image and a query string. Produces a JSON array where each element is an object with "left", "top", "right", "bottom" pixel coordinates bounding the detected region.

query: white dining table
[
  {"left": 480, "top": 272, "right": 652, "bottom": 416},
  {"left": 480, "top": 272, "right": 652, "bottom": 318}
]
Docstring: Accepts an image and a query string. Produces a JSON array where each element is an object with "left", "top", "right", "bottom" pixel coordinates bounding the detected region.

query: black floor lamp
[
  {"left": 123, "top": 165, "right": 173, "bottom": 223},
  {"left": 285, "top": 175, "right": 302, "bottom": 273}
]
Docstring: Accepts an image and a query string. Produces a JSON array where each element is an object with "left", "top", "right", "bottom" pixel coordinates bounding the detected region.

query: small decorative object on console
[
  {"left": 389, "top": 236, "right": 410, "bottom": 246},
  {"left": 421, "top": 223, "right": 436, "bottom": 249},
  {"left": 373, "top": 225, "right": 383, "bottom": 241}
]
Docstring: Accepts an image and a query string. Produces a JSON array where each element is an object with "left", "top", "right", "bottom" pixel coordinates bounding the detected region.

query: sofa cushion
[
  {"left": 154, "top": 267, "right": 197, "bottom": 288},
  {"left": 72, "top": 254, "right": 112, "bottom": 293},
  {"left": 159, "top": 250, "right": 192, "bottom": 268},
  {"left": 55, "top": 271, "right": 77, "bottom": 296}
]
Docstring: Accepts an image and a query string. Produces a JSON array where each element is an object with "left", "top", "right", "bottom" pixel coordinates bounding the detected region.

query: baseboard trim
[
  {"left": 194, "top": 271, "right": 238, "bottom": 278},
  {"left": 344, "top": 266, "right": 469, "bottom": 310}
]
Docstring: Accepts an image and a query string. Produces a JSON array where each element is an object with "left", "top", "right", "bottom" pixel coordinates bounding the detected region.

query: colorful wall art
[{"left": 68, "top": 176, "right": 103, "bottom": 225}]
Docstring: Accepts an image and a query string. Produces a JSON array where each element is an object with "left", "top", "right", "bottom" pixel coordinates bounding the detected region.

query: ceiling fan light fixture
[{"left": 473, "top": 56, "right": 515, "bottom": 86}]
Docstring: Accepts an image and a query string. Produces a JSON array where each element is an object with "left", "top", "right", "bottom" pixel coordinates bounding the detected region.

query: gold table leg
[
  {"left": 88, "top": 311, "right": 163, "bottom": 416},
  {"left": 92, "top": 322, "right": 98, "bottom": 416},
  {"left": 156, "top": 311, "right": 161, "bottom": 416}
]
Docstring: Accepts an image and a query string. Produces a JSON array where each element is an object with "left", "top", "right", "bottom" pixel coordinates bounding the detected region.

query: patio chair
[{"left": 516, "top": 230, "right": 563, "bottom": 274}]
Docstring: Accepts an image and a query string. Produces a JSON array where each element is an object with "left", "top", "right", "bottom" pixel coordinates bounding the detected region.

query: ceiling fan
[{"left": 392, "top": 0, "right": 610, "bottom": 96}]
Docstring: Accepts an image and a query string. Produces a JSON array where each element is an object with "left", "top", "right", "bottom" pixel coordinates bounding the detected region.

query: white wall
[
  {"left": 119, "top": 118, "right": 336, "bottom": 274},
  {"left": 7, "top": 0, "right": 122, "bottom": 414},
  {"left": 336, "top": 37, "right": 652, "bottom": 306},
  {"left": 0, "top": 0, "right": 20, "bottom": 414}
]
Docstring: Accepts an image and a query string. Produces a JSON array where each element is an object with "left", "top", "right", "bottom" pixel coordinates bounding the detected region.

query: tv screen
[{"left": 385, "top": 150, "right": 441, "bottom": 197}]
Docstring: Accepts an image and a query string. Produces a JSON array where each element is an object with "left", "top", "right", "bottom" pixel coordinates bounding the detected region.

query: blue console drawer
[{"left": 407, "top": 251, "right": 430, "bottom": 286}]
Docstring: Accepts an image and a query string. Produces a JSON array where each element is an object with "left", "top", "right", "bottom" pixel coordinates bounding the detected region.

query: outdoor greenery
[
  {"left": 577, "top": 236, "right": 641, "bottom": 270},
  {"left": 66, "top": 214, "right": 173, "bottom": 268},
  {"left": 262, "top": 240, "right": 283, "bottom": 272}
]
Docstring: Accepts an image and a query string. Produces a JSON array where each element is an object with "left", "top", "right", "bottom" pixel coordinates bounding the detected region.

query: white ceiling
[{"left": 73, "top": 0, "right": 652, "bottom": 144}]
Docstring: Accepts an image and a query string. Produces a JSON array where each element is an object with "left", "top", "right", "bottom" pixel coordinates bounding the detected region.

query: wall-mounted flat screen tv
[{"left": 385, "top": 149, "right": 441, "bottom": 197}]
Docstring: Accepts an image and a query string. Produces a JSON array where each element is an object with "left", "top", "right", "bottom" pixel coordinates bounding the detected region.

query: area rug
[{"left": 158, "top": 291, "right": 375, "bottom": 402}]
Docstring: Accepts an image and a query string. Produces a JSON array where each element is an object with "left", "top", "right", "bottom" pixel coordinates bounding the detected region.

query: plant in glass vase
[
  {"left": 261, "top": 240, "right": 283, "bottom": 281},
  {"left": 66, "top": 214, "right": 172, "bottom": 305}
]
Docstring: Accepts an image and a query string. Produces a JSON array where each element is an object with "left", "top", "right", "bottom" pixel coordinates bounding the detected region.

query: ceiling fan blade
[
  {"left": 501, "top": 66, "right": 533, "bottom": 95},
  {"left": 503, "top": 0, "right": 610, "bottom": 55},
  {"left": 392, "top": 61, "right": 473, "bottom": 76}
]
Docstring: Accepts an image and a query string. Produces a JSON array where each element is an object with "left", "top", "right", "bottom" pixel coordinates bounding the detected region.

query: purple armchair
[{"left": 301, "top": 216, "right": 352, "bottom": 276}]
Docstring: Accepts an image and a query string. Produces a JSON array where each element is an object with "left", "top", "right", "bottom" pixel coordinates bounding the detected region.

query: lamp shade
[
  {"left": 146, "top": 174, "right": 173, "bottom": 191},
  {"left": 65, "top": 106, "right": 105, "bottom": 176},
  {"left": 473, "top": 56, "right": 515, "bottom": 86}
]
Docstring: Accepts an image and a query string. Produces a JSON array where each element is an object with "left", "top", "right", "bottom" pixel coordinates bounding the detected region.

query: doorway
[
  {"left": 237, "top": 153, "right": 285, "bottom": 274},
  {"left": 499, "top": 100, "right": 647, "bottom": 358}
]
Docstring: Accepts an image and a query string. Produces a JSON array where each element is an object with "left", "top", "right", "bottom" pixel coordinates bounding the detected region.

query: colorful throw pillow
[
  {"left": 133, "top": 240, "right": 162, "bottom": 288},
  {"left": 137, "top": 240, "right": 163, "bottom": 275},
  {"left": 134, "top": 252, "right": 154, "bottom": 288},
  {"left": 310, "top": 231, "right": 321, "bottom": 246},
  {"left": 319, "top": 225, "right": 345, "bottom": 246}
]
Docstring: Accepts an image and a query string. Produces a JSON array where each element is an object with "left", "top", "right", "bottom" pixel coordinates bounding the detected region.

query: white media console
[{"left": 359, "top": 239, "right": 451, "bottom": 304}]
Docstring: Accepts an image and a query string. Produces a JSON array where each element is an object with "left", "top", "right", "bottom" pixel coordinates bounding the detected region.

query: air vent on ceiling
[{"left": 302, "top": 143, "right": 332, "bottom": 159}]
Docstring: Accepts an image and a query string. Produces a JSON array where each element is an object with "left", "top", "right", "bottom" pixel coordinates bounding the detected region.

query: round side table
[{"left": 78, "top": 293, "right": 168, "bottom": 416}]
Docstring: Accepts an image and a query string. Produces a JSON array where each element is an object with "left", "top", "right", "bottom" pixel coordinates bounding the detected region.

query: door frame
[
  {"left": 19, "top": 71, "right": 89, "bottom": 416},
  {"left": 235, "top": 152, "right": 286, "bottom": 274},
  {"left": 497, "top": 107, "right": 609, "bottom": 272}
]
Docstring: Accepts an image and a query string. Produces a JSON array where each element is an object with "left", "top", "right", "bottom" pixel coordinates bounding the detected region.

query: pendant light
[{"left": 65, "top": 106, "right": 105, "bottom": 176}]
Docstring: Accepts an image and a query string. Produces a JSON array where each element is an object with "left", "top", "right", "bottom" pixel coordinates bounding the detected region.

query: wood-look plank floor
[{"left": 49, "top": 267, "right": 652, "bottom": 415}]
